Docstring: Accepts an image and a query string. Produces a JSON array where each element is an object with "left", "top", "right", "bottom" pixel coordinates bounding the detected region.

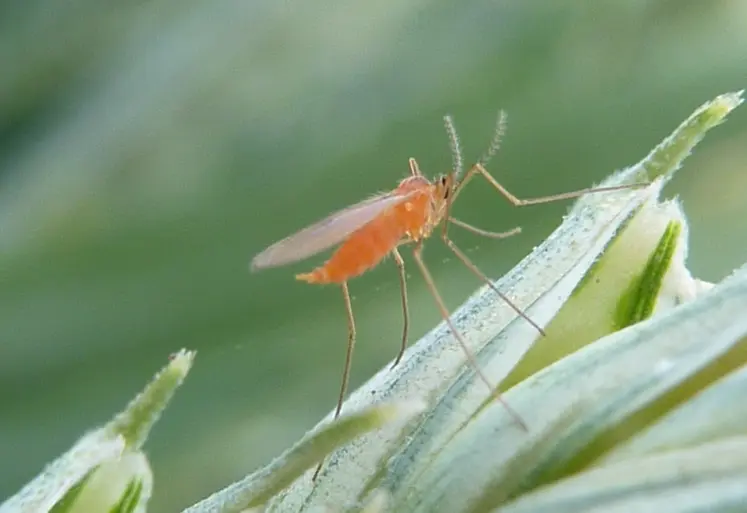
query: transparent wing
[{"left": 250, "top": 191, "right": 415, "bottom": 271}]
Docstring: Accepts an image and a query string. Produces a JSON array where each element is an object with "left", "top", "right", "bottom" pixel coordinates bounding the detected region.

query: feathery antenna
[
  {"left": 479, "top": 110, "right": 508, "bottom": 167},
  {"left": 443, "top": 114, "right": 464, "bottom": 178}
]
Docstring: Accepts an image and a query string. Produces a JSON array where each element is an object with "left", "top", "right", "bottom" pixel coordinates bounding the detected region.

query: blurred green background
[{"left": 1, "top": 0, "right": 746, "bottom": 510}]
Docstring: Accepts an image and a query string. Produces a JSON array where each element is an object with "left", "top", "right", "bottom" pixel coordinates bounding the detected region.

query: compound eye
[{"left": 442, "top": 177, "right": 451, "bottom": 199}]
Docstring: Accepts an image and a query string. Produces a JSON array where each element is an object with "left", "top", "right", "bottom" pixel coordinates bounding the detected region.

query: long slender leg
[
  {"left": 440, "top": 231, "right": 545, "bottom": 335},
  {"left": 335, "top": 282, "right": 357, "bottom": 418},
  {"left": 449, "top": 109, "right": 648, "bottom": 204},
  {"left": 457, "top": 162, "right": 649, "bottom": 206},
  {"left": 448, "top": 217, "right": 522, "bottom": 239},
  {"left": 448, "top": 110, "right": 506, "bottom": 203},
  {"left": 410, "top": 242, "right": 527, "bottom": 430},
  {"left": 444, "top": 219, "right": 541, "bottom": 335},
  {"left": 391, "top": 248, "right": 410, "bottom": 369},
  {"left": 312, "top": 281, "right": 357, "bottom": 481}
]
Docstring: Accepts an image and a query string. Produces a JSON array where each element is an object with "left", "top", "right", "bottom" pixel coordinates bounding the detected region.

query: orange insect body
[{"left": 296, "top": 175, "right": 439, "bottom": 285}]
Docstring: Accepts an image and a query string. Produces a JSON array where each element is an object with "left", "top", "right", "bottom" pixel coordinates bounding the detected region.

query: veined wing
[{"left": 250, "top": 190, "right": 416, "bottom": 271}]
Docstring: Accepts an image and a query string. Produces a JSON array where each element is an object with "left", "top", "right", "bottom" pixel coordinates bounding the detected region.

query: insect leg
[
  {"left": 448, "top": 110, "right": 507, "bottom": 203},
  {"left": 449, "top": 110, "right": 648, "bottom": 205},
  {"left": 391, "top": 248, "right": 410, "bottom": 369},
  {"left": 466, "top": 162, "right": 651, "bottom": 207},
  {"left": 448, "top": 217, "right": 522, "bottom": 239},
  {"left": 336, "top": 281, "right": 357, "bottom": 418},
  {"left": 312, "top": 281, "right": 357, "bottom": 481},
  {"left": 440, "top": 231, "right": 546, "bottom": 336},
  {"left": 410, "top": 242, "right": 527, "bottom": 429}
]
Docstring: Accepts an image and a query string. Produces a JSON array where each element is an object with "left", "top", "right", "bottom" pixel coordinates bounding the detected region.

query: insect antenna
[
  {"left": 444, "top": 114, "right": 464, "bottom": 179},
  {"left": 478, "top": 109, "right": 508, "bottom": 168},
  {"left": 441, "top": 114, "right": 467, "bottom": 239}
]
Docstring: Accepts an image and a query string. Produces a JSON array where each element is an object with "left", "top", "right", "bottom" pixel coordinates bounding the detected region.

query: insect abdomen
[
  {"left": 296, "top": 193, "right": 429, "bottom": 284},
  {"left": 295, "top": 215, "right": 401, "bottom": 284}
]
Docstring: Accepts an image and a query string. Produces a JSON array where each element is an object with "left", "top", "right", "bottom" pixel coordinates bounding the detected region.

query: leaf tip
[{"left": 112, "top": 349, "right": 196, "bottom": 449}]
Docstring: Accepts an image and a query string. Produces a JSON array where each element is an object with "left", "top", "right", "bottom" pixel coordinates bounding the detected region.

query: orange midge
[{"left": 251, "top": 111, "right": 647, "bottom": 480}]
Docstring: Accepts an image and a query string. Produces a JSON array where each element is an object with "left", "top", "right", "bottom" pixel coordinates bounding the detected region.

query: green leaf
[
  {"left": 0, "top": 350, "right": 193, "bottom": 513},
  {"left": 110, "top": 348, "right": 195, "bottom": 449},
  {"left": 636, "top": 90, "right": 744, "bottom": 181},
  {"left": 0, "top": 430, "right": 126, "bottom": 513},
  {"left": 614, "top": 220, "right": 682, "bottom": 328},
  {"left": 356, "top": 490, "right": 390, "bottom": 513},
  {"left": 61, "top": 453, "right": 151, "bottom": 513},
  {"left": 394, "top": 265, "right": 747, "bottom": 513},
  {"left": 108, "top": 478, "right": 144, "bottom": 513},
  {"left": 183, "top": 401, "right": 425, "bottom": 513},
  {"left": 601, "top": 358, "right": 747, "bottom": 462},
  {"left": 48, "top": 470, "right": 95, "bottom": 513},
  {"left": 493, "top": 436, "right": 747, "bottom": 513}
]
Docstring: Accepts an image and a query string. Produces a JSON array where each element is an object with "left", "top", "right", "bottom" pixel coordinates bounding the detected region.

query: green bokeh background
[{"left": 1, "top": 1, "right": 746, "bottom": 511}]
